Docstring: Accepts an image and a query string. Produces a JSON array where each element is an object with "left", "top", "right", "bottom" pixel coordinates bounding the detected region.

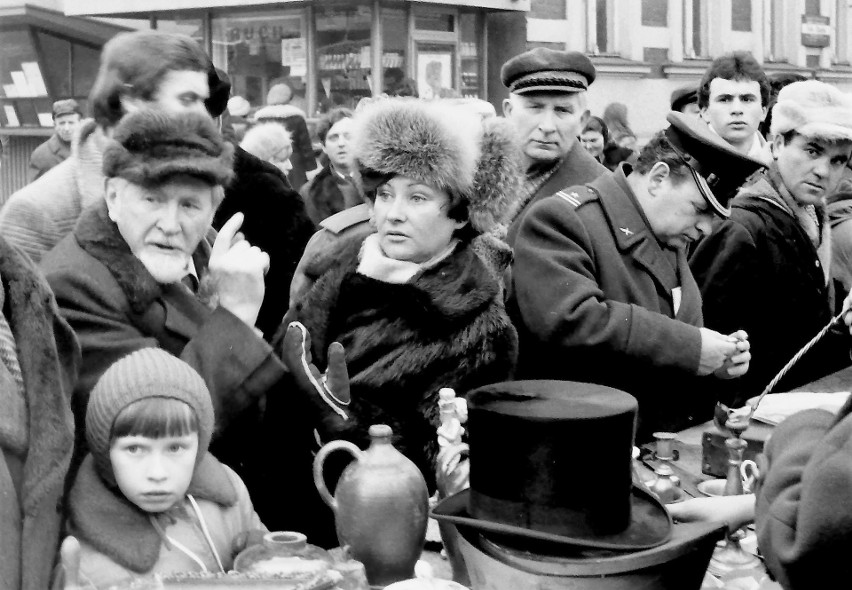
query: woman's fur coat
[{"left": 287, "top": 233, "right": 518, "bottom": 489}]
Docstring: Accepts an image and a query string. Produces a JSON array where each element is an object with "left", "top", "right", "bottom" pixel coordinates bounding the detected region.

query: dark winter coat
[
  {"left": 289, "top": 233, "right": 519, "bottom": 484},
  {"left": 28, "top": 134, "right": 71, "bottom": 182},
  {"left": 689, "top": 172, "right": 850, "bottom": 406},
  {"left": 755, "top": 396, "right": 852, "bottom": 589},
  {"left": 40, "top": 202, "right": 285, "bottom": 517},
  {"left": 506, "top": 140, "right": 607, "bottom": 245},
  {"left": 213, "top": 147, "right": 315, "bottom": 338},
  {"left": 299, "top": 163, "right": 361, "bottom": 226},
  {"left": 509, "top": 166, "right": 712, "bottom": 439},
  {"left": 0, "top": 236, "right": 79, "bottom": 590}
]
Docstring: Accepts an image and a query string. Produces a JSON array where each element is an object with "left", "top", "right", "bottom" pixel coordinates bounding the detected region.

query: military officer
[
  {"left": 509, "top": 112, "right": 765, "bottom": 439},
  {"left": 501, "top": 47, "right": 608, "bottom": 244}
]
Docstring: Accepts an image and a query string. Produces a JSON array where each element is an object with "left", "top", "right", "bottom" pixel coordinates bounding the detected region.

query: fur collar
[
  {"left": 68, "top": 454, "right": 237, "bottom": 573},
  {"left": 73, "top": 201, "right": 213, "bottom": 315},
  {"left": 254, "top": 104, "right": 307, "bottom": 120},
  {"left": 311, "top": 233, "right": 499, "bottom": 321}
]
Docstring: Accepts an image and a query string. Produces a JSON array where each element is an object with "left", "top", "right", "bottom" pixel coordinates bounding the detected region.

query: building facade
[{"left": 526, "top": 0, "right": 852, "bottom": 141}]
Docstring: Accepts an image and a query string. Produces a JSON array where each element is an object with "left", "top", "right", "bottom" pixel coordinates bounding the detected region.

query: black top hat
[
  {"left": 501, "top": 48, "right": 596, "bottom": 95},
  {"left": 664, "top": 111, "right": 765, "bottom": 217},
  {"left": 432, "top": 380, "right": 672, "bottom": 551}
]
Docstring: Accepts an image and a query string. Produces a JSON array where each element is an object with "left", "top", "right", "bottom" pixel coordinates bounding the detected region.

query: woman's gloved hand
[{"left": 280, "top": 321, "right": 352, "bottom": 437}]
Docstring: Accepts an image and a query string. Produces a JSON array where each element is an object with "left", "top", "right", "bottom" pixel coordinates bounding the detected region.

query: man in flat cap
[
  {"left": 691, "top": 80, "right": 852, "bottom": 406},
  {"left": 501, "top": 47, "right": 607, "bottom": 244},
  {"left": 27, "top": 99, "right": 82, "bottom": 182},
  {"left": 671, "top": 85, "right": 699, "bottom": 117},
  {"left": 509, "top": 112, "right": 763, "bottom": 439}
]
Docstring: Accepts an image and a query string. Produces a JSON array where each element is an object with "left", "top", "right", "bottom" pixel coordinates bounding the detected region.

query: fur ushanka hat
[
  {"left": 770, "top": 80, "right": 852, "bottom": 142},
  {"left": 350, "top": 98, "right": 521, "bottom": 234}
]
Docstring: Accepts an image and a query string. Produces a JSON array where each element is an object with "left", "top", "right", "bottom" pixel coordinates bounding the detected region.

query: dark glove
[{"left": 280, "top": 321, "right": 352, "bottom": 438}]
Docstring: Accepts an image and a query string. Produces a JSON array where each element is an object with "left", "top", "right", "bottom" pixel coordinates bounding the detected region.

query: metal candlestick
[{"left": 707, "top": 417, "right": 760, "bottom": 576}]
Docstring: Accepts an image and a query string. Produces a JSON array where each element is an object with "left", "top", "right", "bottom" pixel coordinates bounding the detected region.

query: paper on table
[{"left": 748, "top": 391, "right": 850, "bottom": 425}]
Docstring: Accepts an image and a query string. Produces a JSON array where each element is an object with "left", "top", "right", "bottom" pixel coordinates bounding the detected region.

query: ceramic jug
[{"left": 313, "top": 424, "right": 429, "bottom": 587}]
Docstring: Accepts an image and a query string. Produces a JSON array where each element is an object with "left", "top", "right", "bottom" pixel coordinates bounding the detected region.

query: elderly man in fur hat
[
  {"left": 691, "top": 80, "right": 852, "bottom": 406},
  {"left": 41, "top": 109, "right": 291, "bottom": 530}
]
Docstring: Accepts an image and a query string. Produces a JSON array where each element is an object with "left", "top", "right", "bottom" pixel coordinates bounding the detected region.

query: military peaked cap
[
  {"left": 501, "top": 48, "right": 596, "bottom": 94},
  {"left": 664, "top": 111, "right": 765, "bottom": 217}
]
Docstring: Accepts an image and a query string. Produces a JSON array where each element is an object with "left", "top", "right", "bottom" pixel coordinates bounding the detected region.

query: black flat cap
[
  {"left": 664, "top": 111, "right": 765, "bottom": 217},
  {"left": 670, "top": 85, "right": 698, "bottom": 112},
  {"left": 52, "top": 99, "right": 81, "bottom": 119},
  {"left": 501, "top": 48, "right": 596, "bottom": 94}
]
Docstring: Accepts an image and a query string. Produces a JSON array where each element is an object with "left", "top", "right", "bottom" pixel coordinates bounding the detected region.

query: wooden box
[{"left": 700, "top": 422, "right": 773, "bottom": 477}]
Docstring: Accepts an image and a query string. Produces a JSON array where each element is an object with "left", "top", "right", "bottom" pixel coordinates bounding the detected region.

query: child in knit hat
[{"left": 55, "top": 348, "right": 266, "bottom": 589}]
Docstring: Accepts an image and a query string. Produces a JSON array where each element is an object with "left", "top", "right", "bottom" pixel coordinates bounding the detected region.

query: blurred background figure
[
  {"left": 580, "top": 115, "right": 635, "bottom": 171},
  {"left": 227, "top": 95, "right": 252, "bottom": 142},
  {"left": 383, "top": 67, "right": 405, "bottom": 95},
  {"left": 300, "top": 108, "right": 357, "bottom": 226},
  {"left": 240, "top": 122, "right": 293, "bottom": 176},
  {"left": 28, "top": 99, "right": 82, "bottom": 182},
  {"left": 603, "top": 102, "right": 638, "bottom": 153},
  {"left": 760, "top": 72, "right": 808, "bottom": 140},
  {"left": 389, "top": 78, "right": 419, "bottom": 98},
  {"left": 671, "top": 85, "right": 700, "bottom": 117},
  {"left": 256, "top": 82, "right": 317, "bottom": 191},
  {"left": 422, "top": 60, "right": 457, "bottom": 99}
]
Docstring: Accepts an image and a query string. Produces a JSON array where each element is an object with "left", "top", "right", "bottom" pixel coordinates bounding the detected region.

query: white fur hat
[{"left": 770, "top": 80, "right": 852, "bottom": 141}]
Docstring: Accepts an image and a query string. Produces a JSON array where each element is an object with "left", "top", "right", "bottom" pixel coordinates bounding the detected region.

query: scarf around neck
[{"left": 356, "top": 233, "right": 458, "bottom": 284}]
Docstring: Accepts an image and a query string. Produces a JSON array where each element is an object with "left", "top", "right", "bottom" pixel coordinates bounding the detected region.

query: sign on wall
[{"left": 802, "top": 15, "right": 831, "bottom": 48}]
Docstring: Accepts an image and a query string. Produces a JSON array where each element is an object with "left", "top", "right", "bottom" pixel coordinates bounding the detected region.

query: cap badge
[{"left": 619, "top": 227, "right": 634, "bottom": 237}]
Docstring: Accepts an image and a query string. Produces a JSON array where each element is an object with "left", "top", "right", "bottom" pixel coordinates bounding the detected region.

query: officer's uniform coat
[{"left": 509, "top": 165, "right": 712, "bottom": 438}]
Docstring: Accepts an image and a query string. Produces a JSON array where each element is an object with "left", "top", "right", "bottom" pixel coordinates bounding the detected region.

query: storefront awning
[{"left": 64, "top": 0, "right": 530, "bottom": 18}]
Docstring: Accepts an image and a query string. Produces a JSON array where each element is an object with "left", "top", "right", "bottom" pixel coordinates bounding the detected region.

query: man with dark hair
[
  {"left": 509, "top": 113, "right": 763, "bottom": 438},
  {"left": 300, "top": 107, "right": 358, "bottom": 225},
  {"left": 698, "top": 51, "right": 771, "bottom": 164},
  {"left": 0, "top": 31, "right": 212, "bottom": 263},
  {"left": 28, "top": 99, "right": 82, "bottom": 182},
  {"left": 500, "top": 47, "right": 607, "bottom": 244},
  {"left": 690, "top": 80, "right": 852, "bottom": 405}
]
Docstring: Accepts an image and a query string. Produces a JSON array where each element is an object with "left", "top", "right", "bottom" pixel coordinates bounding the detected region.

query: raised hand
[{"left": 208, "top": 212, "right": 270, "bottom": 328}]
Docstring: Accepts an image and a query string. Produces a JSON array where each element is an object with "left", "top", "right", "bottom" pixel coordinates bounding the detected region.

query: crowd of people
[{"left": 3, "top": 28, "right": 852, "bottom": 590}]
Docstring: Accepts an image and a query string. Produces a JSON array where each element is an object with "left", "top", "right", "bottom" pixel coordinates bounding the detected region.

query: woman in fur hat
[{"left": 274, "top": 99, "right": 520, "bottom": 538}]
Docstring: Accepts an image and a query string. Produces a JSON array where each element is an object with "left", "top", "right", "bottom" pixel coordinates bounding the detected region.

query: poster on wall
[
  {"left": 281, "top": 38, "right": 307, "bottom": 77},
  {"left": 416, "top": 49, "right": 456, "bottom": 100}
]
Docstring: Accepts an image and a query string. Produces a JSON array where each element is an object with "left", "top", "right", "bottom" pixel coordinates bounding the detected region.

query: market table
[{"left": 641, "top": 364, "right": 852, "bottom": 589}]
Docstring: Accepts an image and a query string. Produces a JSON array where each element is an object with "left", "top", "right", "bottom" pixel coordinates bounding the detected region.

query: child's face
[{"left": 110, "top": 432, "right": 199, "bottom": 513}]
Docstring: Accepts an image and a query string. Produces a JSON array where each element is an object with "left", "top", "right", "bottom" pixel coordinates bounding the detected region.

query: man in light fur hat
[
  {"left": 691, "top": 80, "right": 852, "bottom": 406},
  {"left": 41, "top": 109, "right": 289, "bottom": 531}
]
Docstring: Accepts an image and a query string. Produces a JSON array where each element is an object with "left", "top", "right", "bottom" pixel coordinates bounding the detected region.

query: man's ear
[
  {"left": 119, "top": 93, "right": 145, "bottom": 116},
  {"left": 104, "top": 178, "right": 122, "bottom": 222},
  {"left": 647, "top": 162, "right": 671, "bottom": 194},
  {"left": 771, "top": 133, "right": 784, "bottom": 159},
  {"left": 580, "top": 109, "right": 591, "bottom": 127},
  {"left": 502, "top": 97, "right": 513, "bottom": 118}
]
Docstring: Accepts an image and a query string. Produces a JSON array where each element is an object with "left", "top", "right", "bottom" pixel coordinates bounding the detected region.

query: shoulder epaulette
[
  {"left": 554, "top": 185, "right": 597, "bottom": 209},
  {"left": 319, "top": 203, "right": 371, "bottom": 235}
]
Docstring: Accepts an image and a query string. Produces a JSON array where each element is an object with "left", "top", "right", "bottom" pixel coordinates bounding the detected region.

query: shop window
[
  {"left": 529, "top": 0, "right": 566, "bottom": 19},
  {"left": 805, "top": 0, "right": 822, "bottom": 15},
  {"left": 381, "top": 8, "right": 408, "bottom": 96},
  {"left": 642, "top": 0, "right": 668, "bottom": 27},
  {"left": 731, "top": 0, "right": 752, "bottom": 32},
  {"left": 315, "top": 5, "right": 372, "bottom": 113},
  {"left": 459, "top": 13, "right": 481, "bottom": 99},
  {"left": 71, "top": 43, "right": 99, "bottom": 101},
  {"left": 414, "top": 14, "right": 454, "bottom": 33},
  {"left": 692, "top": 0, "right": 704, "bottom": 57},
  {"left": 0, "top": 30, "right": 45, "bottom": 99},
  {"left": 36, "top": 32, "right": 71, "bottom": 97},
  {"left": 212, "top": 10, "right": 306, "bottom": 113}
]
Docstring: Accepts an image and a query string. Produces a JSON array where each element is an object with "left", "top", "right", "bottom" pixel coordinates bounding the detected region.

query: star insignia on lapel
[{"left": 619, "top": 227, "right": 634, "bottom": 237}]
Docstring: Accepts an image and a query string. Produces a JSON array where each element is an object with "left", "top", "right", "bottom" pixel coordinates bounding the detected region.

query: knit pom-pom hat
[
  {"left": 103, "top": 109, "right": 234, "bottom": 187},
  {"left": 770, "top": 80, "right": 852, "bottom": 142},
  {"left": 351, "top": 98, "right": 521, "bottom": 234},
  {"left": 86, "top": 347, "right": 214, "bottom": 486}
]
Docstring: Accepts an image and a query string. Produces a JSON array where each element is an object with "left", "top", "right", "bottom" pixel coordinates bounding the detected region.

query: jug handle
[{"left": 313, "top": 439, "right": 363, "bottom": 510}]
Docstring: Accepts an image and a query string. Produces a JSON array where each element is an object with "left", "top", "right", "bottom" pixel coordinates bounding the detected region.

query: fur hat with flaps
[
  {"left": 770, "top": 80, "right": 852, "bottom": 142},
  {"left": 351, "top": 98, "right": 521, "bottom": 234},
  {"left": 103, "top": 109, "right": 234, "bottom": 187}
]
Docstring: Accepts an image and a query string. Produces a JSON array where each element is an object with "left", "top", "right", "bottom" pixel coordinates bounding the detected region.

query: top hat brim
[{"left": 432, "top": 485, "right": 672, "bottom": 552}]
